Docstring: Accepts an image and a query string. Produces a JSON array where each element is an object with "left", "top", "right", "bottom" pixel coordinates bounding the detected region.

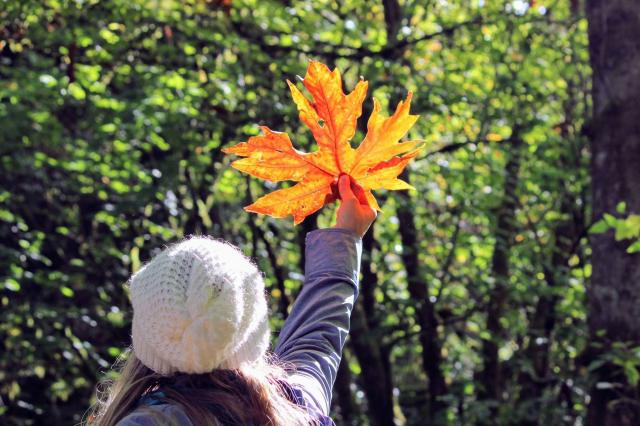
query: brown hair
[{"left": 87, "top": 349, "right": 317, "bottom": 425}]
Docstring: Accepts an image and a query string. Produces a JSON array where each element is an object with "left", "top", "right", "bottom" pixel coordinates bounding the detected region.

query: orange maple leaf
[{"left": 223, "top": 60, "right": 421, "bottom": 224}]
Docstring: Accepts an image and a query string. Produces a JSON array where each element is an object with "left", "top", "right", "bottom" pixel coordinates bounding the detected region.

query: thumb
[{"left": 338, "top": 175, "right": 356, "bottom": 201}]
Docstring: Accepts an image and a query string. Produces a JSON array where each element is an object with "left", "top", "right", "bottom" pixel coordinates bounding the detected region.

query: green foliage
[
  {"left": 590, "top": 202, "right": 640, "bottom": 253},
  {"left": 0, "top": 0, "right": 601, "bottom": 425},
  {"left": 589, "top": 342, "right": 640, "bottom": 389}
]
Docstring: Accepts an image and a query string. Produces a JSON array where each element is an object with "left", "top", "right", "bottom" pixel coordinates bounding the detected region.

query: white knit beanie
[{"left": 129, "top": 236, "right": 270, "bottom": 375}]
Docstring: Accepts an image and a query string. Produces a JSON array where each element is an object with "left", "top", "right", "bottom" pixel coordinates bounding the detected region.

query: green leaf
[
  {"left": 4, "top": 278, "right": 21, "bottom": 292},
  {"left": 100, "top": 123, "right": 117, "bottom": 133},
  {"left": 39, "top": 74, "right": 57, "bottom": 87},
  {"left": 60, "top": 286, "right": 74, "bottom": 297},
  {"left": 603, "top": 213, "right": 617, "bottom": 225},
  {"left": 111, "top": 181, "right": 129, "bottom": 193},
  {"left": 589, "top": 219, "right": 610, "bottom": 234},
  {"left": 34, "top": 366, "right": 46, "bottom": 379},
  {"left": 149, "top": 133, "right": 170, "bottom": 151},
  {"left": 130, "top": 246, "right": 140, "bottom": 273},
  {"left": 99, "top": 28, "right": 120, "bottom": 44},
  {"left": 68, "top": 83, "right": 86, "bottom": 101},
  {"left": 627, "top": 240, "right": 640, "bottom": 254},
  {"left": 624, "top": 362, "right": 639, "bottom": 386},
  {"left": 615, "top": 215, "right": 640, "bottom": 240}
]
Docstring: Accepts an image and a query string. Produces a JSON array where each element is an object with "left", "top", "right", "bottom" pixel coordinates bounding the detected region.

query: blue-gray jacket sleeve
[{"left": 274, "top": 228, "right": 362, "bottom": 416}]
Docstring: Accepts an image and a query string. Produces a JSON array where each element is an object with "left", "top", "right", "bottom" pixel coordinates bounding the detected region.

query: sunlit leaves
[{"left": 0, "top": 0, "right": 594, "bottom": 424}]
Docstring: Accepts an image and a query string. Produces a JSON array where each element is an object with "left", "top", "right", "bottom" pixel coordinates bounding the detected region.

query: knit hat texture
[{"left": 129, "top": 236, "right": 270, "bottom": 375}]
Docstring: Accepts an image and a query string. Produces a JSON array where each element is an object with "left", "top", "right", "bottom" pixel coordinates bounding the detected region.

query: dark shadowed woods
[{"left": 1, "top": 1, "right": 639, "bottom": 425}]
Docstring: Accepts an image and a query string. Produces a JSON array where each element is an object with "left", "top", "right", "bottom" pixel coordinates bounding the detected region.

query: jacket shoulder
[{"left": 116, "top": 404, "right": 194, "bottom": 426}]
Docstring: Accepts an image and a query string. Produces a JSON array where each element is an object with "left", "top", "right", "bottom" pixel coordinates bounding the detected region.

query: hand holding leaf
[
  {"left": 223, "top": 60, "right": 421, "bottom": 224},
  {"left": 335, "top": 174, "right": 377, "bottom": 238}
]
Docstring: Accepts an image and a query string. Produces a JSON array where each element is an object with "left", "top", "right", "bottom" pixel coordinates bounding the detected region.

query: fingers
[
  {"left": 338, "top": 175, "right": 356, "bottom": 201},
  {"left": 350, "top": 180, "right": 370, "bottom": 207}
]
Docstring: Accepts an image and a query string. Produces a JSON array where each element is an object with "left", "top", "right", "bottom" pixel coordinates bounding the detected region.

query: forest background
[{"left": 1, "top": 0, "right": 639, "bottom": 425}]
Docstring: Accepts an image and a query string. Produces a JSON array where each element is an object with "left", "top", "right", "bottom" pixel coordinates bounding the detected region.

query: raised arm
[{"left": 274, "top": 176, "right": 376, "bottom": 415}]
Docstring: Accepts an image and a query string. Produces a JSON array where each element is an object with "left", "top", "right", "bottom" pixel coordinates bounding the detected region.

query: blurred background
[{"left": 2, "top": 0, "right": 636, "bottom": 425}]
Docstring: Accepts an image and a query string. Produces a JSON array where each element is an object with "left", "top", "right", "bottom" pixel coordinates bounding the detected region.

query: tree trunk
[
  {"left": 517, "top": 198, "right": 577, "bottom": 423},
  {"left": 586, "top": 1, "right": 640, "bottom": 424},
  {"left": 478, "top": 131, "right": 523, "bottom": 411},
  {"left": 349, "top": 299, "right": 396, "bottom": 426},
  {"left": 382, "top": 0, "right": 402, "bottom": 44},
  {"left": 517, "top": 88, "right": 586, "bottom": 421},
  {"left": 361, "top": 229, "right": 379, "bottom": 327},
  {"left": 396, "top": 186, "right": 448, "bottom": 423},
  {"left": 333, "top": 350, "right": 360, "bottom": 425},
  {"left": 337, "top": 226, "right": 393, "bottom": 425}
]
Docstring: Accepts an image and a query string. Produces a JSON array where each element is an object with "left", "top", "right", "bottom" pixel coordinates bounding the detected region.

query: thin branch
[
  {"left": 230, "top": 16, "right": 488, "bottom": 61},
  {"left": 257, "top": 230, "right": 291, "bottom": 319},
  {"left": 424, "top": 137, "right": 512, "bottom": 159}
]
